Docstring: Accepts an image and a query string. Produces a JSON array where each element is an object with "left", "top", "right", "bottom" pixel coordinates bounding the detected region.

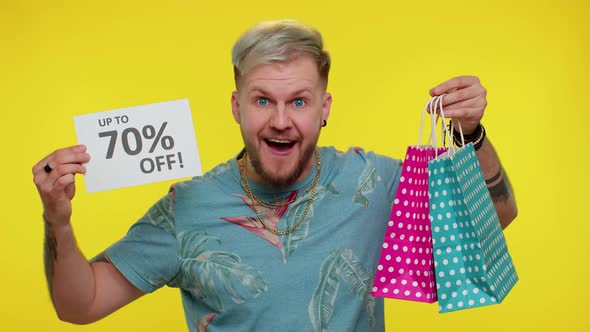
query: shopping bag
[
  {"left": 372, "top": 98, "right": 446, "bottom": 303},
  {"left": 428, "top": 99, "right": 518, "bottom": 313}
]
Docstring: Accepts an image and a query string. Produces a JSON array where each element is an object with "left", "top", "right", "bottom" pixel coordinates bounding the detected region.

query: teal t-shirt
[{"left": 105, "top": 146, "right": 402, "bottom": 331}]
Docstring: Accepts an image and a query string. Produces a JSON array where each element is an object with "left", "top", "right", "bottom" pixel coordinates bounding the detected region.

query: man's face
[{"left": 231, "top": 54, "right": 332, "bottom": 187}]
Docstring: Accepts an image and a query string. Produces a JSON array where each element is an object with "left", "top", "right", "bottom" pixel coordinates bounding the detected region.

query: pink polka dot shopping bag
[
  {"left": 372, "top": 98, "right": 446, "bottom": 303},
  {"left": 427, "top": 97, "right": 518, "bottom": 313}
]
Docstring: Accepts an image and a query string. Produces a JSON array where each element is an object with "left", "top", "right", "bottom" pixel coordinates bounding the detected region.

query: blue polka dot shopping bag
[
  {"left": 372, "top": 98, "right": 446, "bottom": 303},
  {"left": 428, "top": 102, "right": 518, "bottom": 313}
]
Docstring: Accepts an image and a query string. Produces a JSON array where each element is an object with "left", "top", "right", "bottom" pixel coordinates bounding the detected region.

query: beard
[{"left": 246, "top": 142, "right": 317, "bottom": 188}]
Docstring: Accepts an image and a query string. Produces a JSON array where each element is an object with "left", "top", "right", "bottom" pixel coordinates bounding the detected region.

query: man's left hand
[{"left": 429, "top": 75, "right": 487, "bottom": 135}]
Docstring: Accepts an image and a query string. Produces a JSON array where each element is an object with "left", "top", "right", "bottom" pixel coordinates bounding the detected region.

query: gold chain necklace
[{"left": 238, "top": 149, "right": 321, "bottom": 235}]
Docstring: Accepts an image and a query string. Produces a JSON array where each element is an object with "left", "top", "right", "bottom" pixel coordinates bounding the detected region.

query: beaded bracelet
[{"left": 450, "top": 121, "right": 486, "bottom": 151}]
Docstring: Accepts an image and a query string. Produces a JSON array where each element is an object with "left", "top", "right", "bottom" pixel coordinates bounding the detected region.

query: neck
[{"left": 239, "top": 148, "right": 320, "bottom": 189}]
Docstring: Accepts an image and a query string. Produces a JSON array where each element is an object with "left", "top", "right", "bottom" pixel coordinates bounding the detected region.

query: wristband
[{"left": 449, "top": 121, "right": 486, "bottom": 151}]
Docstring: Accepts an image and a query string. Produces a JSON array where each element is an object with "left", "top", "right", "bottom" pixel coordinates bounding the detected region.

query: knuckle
[
  {"left": 455, "top": 89, "right": 466, "bottom": 101},
  {"left": 55, "top": 176, "right": 67, "bottom": 187},
  {"left": 52, "top": 153, "right": 64, "bottom": 165},
  {"left": 57, "top": 174, "right": 73, "bottom": 186},
  {"left": 39, "top": 184, "right": 52, "bottom": 196},
  {"left": 52, "top": 148, "right": 72, "bottom": 164},
  {"left": 58, "top": 175, "right": 69, "bottom": 185},
  {"left": 33, "top": 176, "right": 43, "bottom": 187},
  {"left": 54, "top": 164, "right": 67, "bottom": 175}
]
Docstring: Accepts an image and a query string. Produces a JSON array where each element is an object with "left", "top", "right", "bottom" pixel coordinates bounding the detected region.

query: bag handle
[
  {"left": 435, "top": 95, "right": 454, "bottom": 156},
  {"left": 417, "top": 97, "right": 444, "bottom": 159},
  {"left": 417, "top": 97, "right": 438, "bottom": 146},
  {"left": 423, "top": 95, "right": 444, "bottom": 157},
  {"left": 431, "top": 94, "right": 466, "bottom": 159},
  {"left": 436, "top": 95, "right": 466, "bottom": 151}
]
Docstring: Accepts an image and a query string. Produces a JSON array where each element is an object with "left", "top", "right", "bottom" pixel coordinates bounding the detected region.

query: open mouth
[{"left": 265, "top": 138, "right": 296, "bottom": 153}]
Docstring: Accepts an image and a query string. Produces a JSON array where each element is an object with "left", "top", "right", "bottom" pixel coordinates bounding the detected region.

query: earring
[{"left": 322, "top": 120, "right": 327, "bottom": 127}]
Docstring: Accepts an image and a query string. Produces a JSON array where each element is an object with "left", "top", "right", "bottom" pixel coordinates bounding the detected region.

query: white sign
[{"left": 74, "top": 99, "right": 202, "bottom": 192}]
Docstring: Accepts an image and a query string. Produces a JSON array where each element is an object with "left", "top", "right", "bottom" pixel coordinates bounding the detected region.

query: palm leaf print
[
  {"left": 352, "top": 163, "right": 377, "bottom": 207},
  {"left": 220, "top": 214, "right": 282, "bottom": 249},
  {"left": 338, "top": 250, "right": 376, "bottom": 331},
  {"left": 309, "top": 250, "right": 342, "bottom": 332},
  {"left": 145, "top": 194, "right": 175, "bottom": 235},
  {"left": 220, "top": 192, "right": 298, "bottom": 250},
  {"left": 179, "top": 230, "right": 268, "bottom": 312},
  {"left": 327, "top": 183, "right": 339, "bottom": 195},
  {"left": 365, "top": 295, "right": 376, "bottom": 331},
  {"left": 280, "top": 200, "right": 314, "bottom": 263},
  {"left": 308, "top": 249, "right": 376, "bottom": 332},
  {"left": 280, "top": 184, "right": 334, "bottom": 263},
  {"left": 197, "top": 313, "right": 216, "bottom": 332}
]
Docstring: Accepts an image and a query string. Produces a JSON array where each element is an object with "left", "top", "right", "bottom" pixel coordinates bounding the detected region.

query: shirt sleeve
[
  {"left": 367, "top": 150, "right": 403, "bottom": 203},
  {"left": 103, "top": 190, "right": 181, "bottom": 293}
]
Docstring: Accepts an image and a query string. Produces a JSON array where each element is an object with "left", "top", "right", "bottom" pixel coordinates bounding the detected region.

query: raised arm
[
  {"left": 429, "top": 76, "right": 518, "bottom": 229},
  {"left": 33, "top": 145, "right": 145, "bottom": 324}
]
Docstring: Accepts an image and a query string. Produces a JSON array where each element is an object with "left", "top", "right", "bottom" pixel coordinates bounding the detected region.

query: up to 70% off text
[{"left": 97, "top": 116, "right": 184, "bottom": 174}]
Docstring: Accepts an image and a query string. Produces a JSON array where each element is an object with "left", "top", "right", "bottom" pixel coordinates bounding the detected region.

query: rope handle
[{"left": 431, "top": 94, "right": 466, "bottom": 159}]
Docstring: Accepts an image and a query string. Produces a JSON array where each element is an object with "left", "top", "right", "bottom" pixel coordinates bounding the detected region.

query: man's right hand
[
  {"left": 32, "top": 145, "right": 90, "bottom": 227},
  {"left": 34, "top": 144, "right": 145, "bottom": 324}
]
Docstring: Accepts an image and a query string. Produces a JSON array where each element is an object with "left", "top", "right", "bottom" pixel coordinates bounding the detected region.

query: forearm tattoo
[
  {"left": 485, "top": 168, "right": 502, "bottom": 185},
  {"left": 485, "top": 167, "right": 514, "bottom": 203},
  {"left": 44, "top": 220, "right": 57, "bottom": 301}
]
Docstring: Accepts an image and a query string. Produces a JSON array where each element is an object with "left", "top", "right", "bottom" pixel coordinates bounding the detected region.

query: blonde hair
[{"left": 232, "top": 19, "right": 331, "bottom": 88}]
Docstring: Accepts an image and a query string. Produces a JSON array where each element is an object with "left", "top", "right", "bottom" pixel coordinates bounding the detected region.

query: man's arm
[
  {"left": 429, "top": 76, "right": 518, "bottom": 229},
  {"left": 36, "top": 145, "right": 144, "bottom": 324},
  {"left": 473, "top": 137, "right": 517, "bottom": 229},
  {"left": 44, "top": 220, "right": 144, "bottom": 324}
]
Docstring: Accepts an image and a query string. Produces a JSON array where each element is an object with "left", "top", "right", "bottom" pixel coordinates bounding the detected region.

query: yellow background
[{"left": 1, "top": 0, "right": 587, "bottom": 331}]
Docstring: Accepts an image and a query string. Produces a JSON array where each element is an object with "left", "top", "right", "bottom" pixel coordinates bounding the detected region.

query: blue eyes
[
  {"left": 256, "top": 97, "right": 305, "bottom": 107},
  {"left": 293, "top": 98, "right": 305, "bottom": 107},
  {"left": 257, "top": 97, "right": 269, "bottom": 106}
]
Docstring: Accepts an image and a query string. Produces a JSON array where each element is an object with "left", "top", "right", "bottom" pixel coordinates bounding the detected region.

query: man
[{"left": 32, "top": 20, "right": 517, "bottom": 331}]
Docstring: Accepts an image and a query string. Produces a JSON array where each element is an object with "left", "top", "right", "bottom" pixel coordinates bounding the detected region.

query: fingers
[
  {"left": 427, "top": 76, "right": 487, "bottom": 130},
  {"left": 429, "top": 76, "right": 481, "bottom": 97},
  {"left": 438, "top": 90, "right": 486, "bottom": 120},
  {"left": 35, "top": 163, "right": 86, "bottom": 194},
  {"left": 439, "top": 84, "right": 486, "bottom": 108},
  {"left": 33, "top": 145, "right": 90, "bottom": 202},
  {"left": 48, "top": 164, "right": 87, "bottom": 187},
  {"left": 32, "top": 145, "right": 90, "bottom": 175},
  {"left": 438, "top": 107, "right": 483, "bottom": 122}
]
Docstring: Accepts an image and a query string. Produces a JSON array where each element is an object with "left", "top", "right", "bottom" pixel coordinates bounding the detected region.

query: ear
[
  {"left": 231, "top": 91, "right": 240, "bottom": 124},
  {"left": 321, "top": 92, "right": 332, "bottom": 123}
]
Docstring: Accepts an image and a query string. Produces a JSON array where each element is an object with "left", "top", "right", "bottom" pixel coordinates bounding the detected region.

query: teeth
[{"left": 267, "top": 139, "right": 292, "bottom": 144}]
